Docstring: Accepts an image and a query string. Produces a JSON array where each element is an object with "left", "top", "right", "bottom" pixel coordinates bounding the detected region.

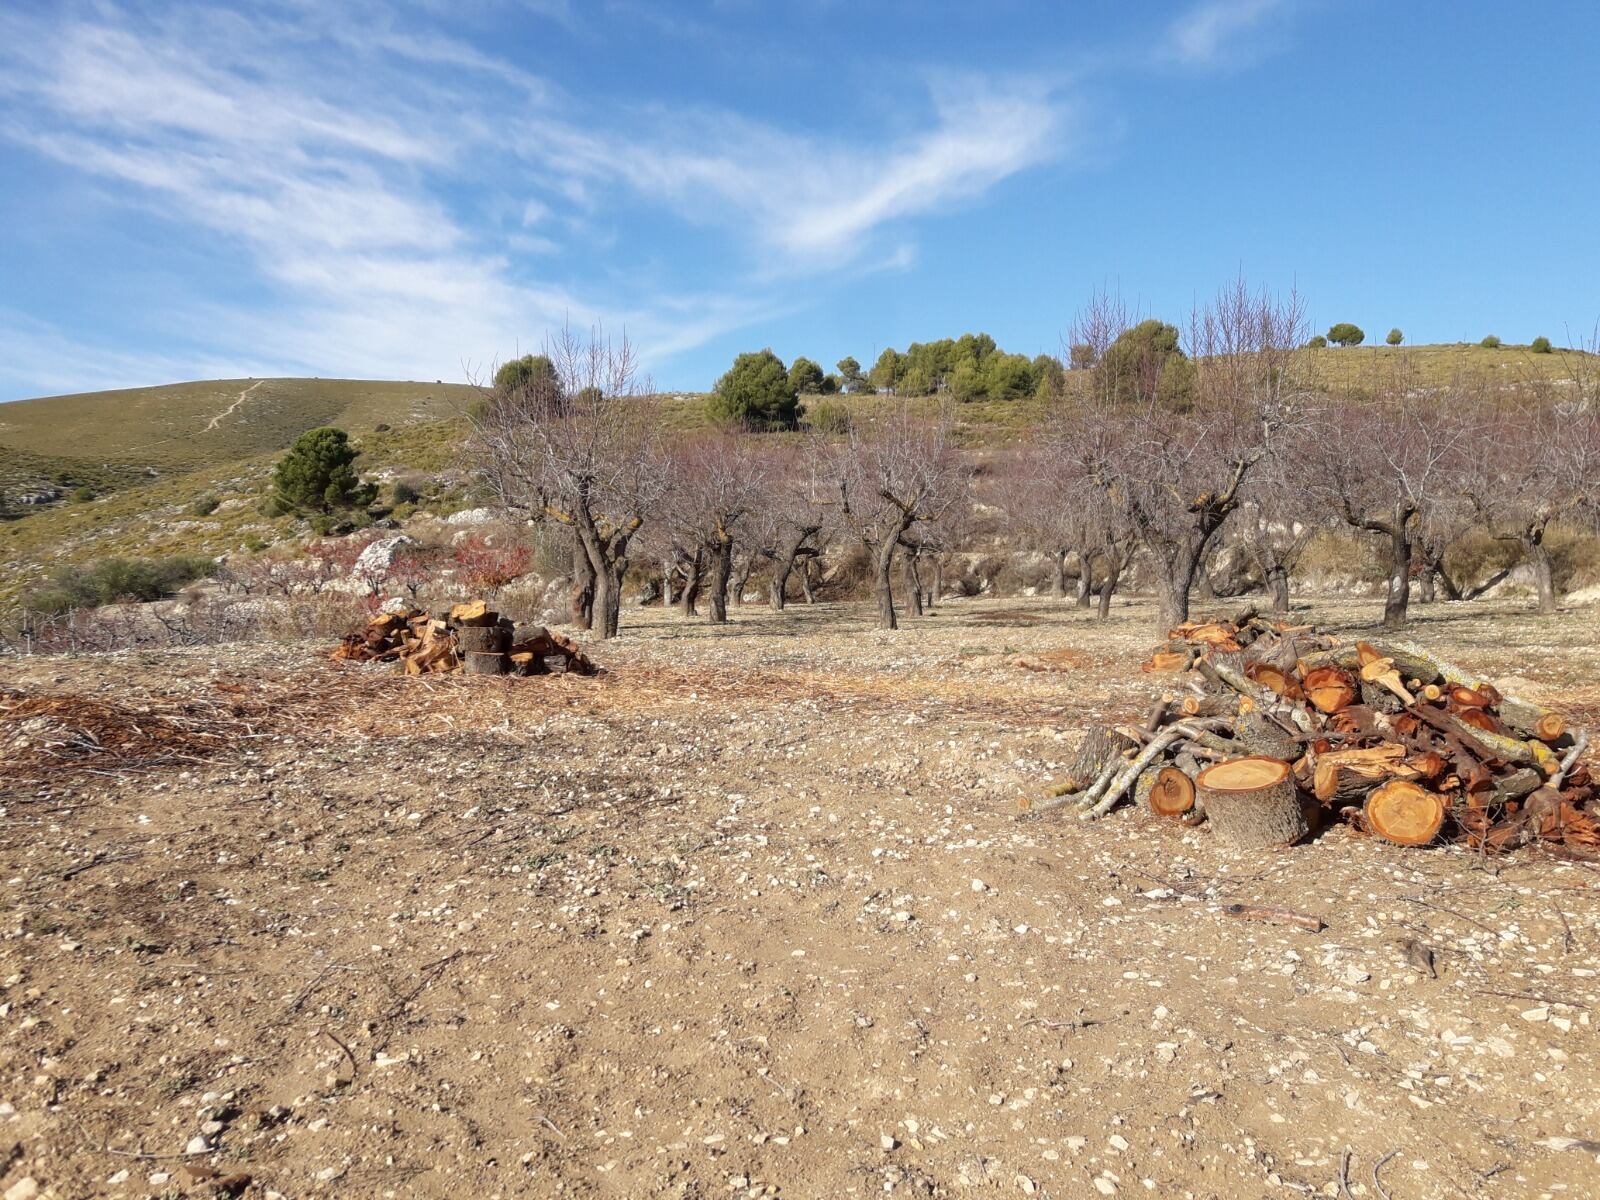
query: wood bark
[{"left": 1197, "top": 757, "right": 1306, "bottom": 849}]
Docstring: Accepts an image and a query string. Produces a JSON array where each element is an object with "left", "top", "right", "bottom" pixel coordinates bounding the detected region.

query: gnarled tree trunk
[
  {"left": 680, "top": 548, "right": 702, "bottom": 617},
  {"left": 570, "top": 535, "right": 595, "bottom": 629},
  {"left": 707, "top": 534, "right": 733, "bottom": 624}
]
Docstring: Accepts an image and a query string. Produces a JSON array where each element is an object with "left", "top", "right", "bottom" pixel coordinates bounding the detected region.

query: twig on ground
[
  {"left": 1372, "top": 1149, "right": 1399, "bottom": 1200},
  {"left": 1222, "top": 903, "right": 1326, "bottom": 933}
]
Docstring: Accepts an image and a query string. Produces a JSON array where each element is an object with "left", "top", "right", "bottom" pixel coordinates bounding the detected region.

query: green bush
[
  {"left": 1097, "top": 319, "right": 1193, "bottom": 409},
  {"left": 1305, "top": 335, "right": 1328, "bottom": 349},
  {"left": 1386, "top": 328, "right": 1403, "bottom": 346},
  {"left": 25, "top": 554, "right": 218, "bottom": 614},
  {"left": 494, "top": 354, "right": 557, "bottom": 394},
  {"left": 70, "top": 486, "right": 94, "bottom": 503},
  {"left": 1531, "top": 335, "right": 1553, "bottom": 354},
  {"left": 190, "top": 494, "right": 220, "bottom": 517},
  {"left": 391, "top": 478, "right": 422, "bottom": 505},
  {"left": 1326, "top": 323, "right": 1365, "bottom": 347},
  {"left": 242, "top": 533, "right": 270, "bottom": 553},
  {"left": 1480, "top": 334, "right": 1501, "bottom": 350},
  {"left": 807, "top": 399, "right": 852, "bottom": 435}
]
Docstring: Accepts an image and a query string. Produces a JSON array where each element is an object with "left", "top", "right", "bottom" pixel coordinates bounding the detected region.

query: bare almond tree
[
  {"left": 837, "top": 403, "right": 967, "bottom": 630},
  {"left": 1304, "top": 388, "right": 1473, "bottom": 628},
  {"left": 665, "top": 431, "right": 770, "bottom": 624},
  {"left": 1073, "top": 279, "right": 1306, "bottom": 632},
  {"left": 758, "top": 439, "right": 834, "bottom": 611},
  {"left": 1470, "top": 378, "right": 1599, "bottom": 613},
  {"left": 472, "top": 326, "right": 663, "bottom": 640}
]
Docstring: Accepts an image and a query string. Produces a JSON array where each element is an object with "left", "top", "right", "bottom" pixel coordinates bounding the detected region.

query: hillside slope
[{"left": 0, "top": 377, "right": 476, "bottom": 474}]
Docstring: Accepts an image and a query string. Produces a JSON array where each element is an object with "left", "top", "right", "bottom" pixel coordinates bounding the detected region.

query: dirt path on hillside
[
  {"left": 2, "top": 597, "right": 1599, "bottom": 1198},
  {"left": 204, "top": 379, "right": 265, "bottom": 431}
]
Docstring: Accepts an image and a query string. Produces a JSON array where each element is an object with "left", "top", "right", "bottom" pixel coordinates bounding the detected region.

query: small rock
[
  {"left": 185, "top": 1135, "right": 212, "bottom": 1155},
  {"left": 1093, "top": 1178, "right": 1118, "bottom": 1196},
  {"left": 1016, "top": 1174, "right": 1037, "bottom": 1194},
  {"left": 971, "top": 879, "right": 989, "bottom": 893},
  {"left": 3, "top": 1179, "right": 40, "bottom": 1200},
  {"left": 881, "top": 1133, "right": 898, "bottom": 1150}
]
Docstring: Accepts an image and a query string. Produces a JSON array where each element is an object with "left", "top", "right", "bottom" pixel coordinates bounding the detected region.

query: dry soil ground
[{"left": 3, "top": 595, "right": 1600, "bottom": 1200}]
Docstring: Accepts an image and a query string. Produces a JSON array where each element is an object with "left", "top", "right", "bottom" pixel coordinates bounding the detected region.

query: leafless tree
[
  {"left": 1073, "top": 279, "right": 1306, "bottom": 631},
  {"left": 756, "top": 439, "right": 834, "bottom": 611},
  {"left": 1304, "top": 386, "right": 1474, "bottom": 628},
  {"left": 837, "top": 403, "right": 967, "bottom": 629},
  {"left": 663, "top": 431, "right": 769, "bottom": 624},
  {"left": 1469, "top": 379, "right": 1600, "bottom": 613},
  {"left": 472, "top": 325, "right": 663, "bottom": 639}
]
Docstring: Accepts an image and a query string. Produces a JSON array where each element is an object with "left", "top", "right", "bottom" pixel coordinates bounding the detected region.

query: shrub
[
  {"left": 1531, "top": 335, "right": 1553, "bottom": 354},
  {"left": 1480, "top": 334, "right": 1501, "bottom": 350},
  {"left": 708, "top": 349, "right": 801, "bottom": 430},
  {"left": 494, "top": 354, "right": 557, "bottom": 394},
  {"left": 70, "top": 486, "right": 94, "bottom": 503},
  {"left": 390, "top": 478, "right": 422, "bottom": 505},
  {"left": 1326, "top": 323, "right": 1365, "bottom": 347},
  {"left": 1386, "top": 328, "right": 1403, "bottom": 346},
  {"left": 242, "top": 532, "right": 270, "bottom": 553},
  {"left": 1305, "top": 335, "right": 1328, "bottom": 349},
  {"left": 1098, "top": 319, "right": 1193, "bottom": 409},
  {"left": 25, "top": 554, "right": 218, "bottom": 614},
  {"left": 807, "top": 399, "right": 852, "bottom": 435},
  {"left": 190, "top": 494, "right": 220, "bottom": 517}
]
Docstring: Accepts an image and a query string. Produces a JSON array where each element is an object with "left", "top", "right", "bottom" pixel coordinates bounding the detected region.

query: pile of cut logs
[
  {"left": 1031, "top": 608, "right": 1598, "bottom": 855},
  {"left": 331, "top": 600, "right": 598, "bottom": 677}
]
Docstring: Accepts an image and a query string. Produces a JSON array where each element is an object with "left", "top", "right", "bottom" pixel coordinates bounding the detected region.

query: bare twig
[
  {"left": 1372, "top": 1148, "right": 1399, "bottom": 1200},
  {"left": 1222, "top": 903, "right": 1326, "bottom": 933}
]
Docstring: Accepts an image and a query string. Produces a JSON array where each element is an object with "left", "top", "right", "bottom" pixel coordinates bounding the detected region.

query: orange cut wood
[
  {"left": 1245, "top": 662, "right": 1303, "bottom": 700},
  {"left": 1141, "top": 651, "right": 1189, "bottom": 673},
  {"left": 1454, "top": 707, "right": 1503, "bottom": 735},
  {"left": 1148, "top": 767, "right": 1196, "bottom": 817},
  {"left": 1450, "top": 685, "right": 1492, "bottom": 709},
  {"left": 1302, "top": 665, "right": 1356, "bottom": 714},
  {"left": 1364, "top": 780, "right": 1445, "bottom": 846},
  {"left": 1535, "top": 713, "right": 1567, "bottom": 742}
]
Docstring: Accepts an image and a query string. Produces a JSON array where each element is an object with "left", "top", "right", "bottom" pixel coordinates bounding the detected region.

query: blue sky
[{"left": 1, "top": 0, "right": 1597, "bottom": 401}]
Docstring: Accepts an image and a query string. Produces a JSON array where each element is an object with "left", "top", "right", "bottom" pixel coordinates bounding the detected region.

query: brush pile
[
  {"left": 1032, "top": 607, "right": 1598, "bottom": 854},
  {"left": 331, "top": 600, "right": 598, "bottom": 677}
]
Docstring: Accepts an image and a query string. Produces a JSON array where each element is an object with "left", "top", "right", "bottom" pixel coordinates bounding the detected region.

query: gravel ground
[{"left": 2, "top": 594, "right": 1599, "bottom": 1199}]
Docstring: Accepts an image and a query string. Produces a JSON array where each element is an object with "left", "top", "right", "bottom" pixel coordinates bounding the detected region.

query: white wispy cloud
[
  {"left": 0, "top": 1, "right": 1075, "bottom": 395},
  {"left": 1161, "top": 0, "right": 1288, "bottom": 68}
]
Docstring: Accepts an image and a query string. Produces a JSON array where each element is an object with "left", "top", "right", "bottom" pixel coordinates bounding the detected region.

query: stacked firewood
[
  {"left": 1031, "top": 608, "right": 1598, "bottom": 854},
  {"left": 331, "top": 600, "right": 598, "bottom": 678}
]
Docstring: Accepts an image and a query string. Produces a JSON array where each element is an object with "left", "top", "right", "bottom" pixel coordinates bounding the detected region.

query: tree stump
[
  {"left": 463, "top": 650, "right": 508, "bottom": 676},
  {"left": 1197, "top": 757, "right": 1306, "bottom": 850},
  {"left": 457, "top": 626, "right": 508, "bottom": 655},
  {"left": 1237, "top": 710, "right": 1301, "bottom": 761},
  {"left": 1364, "top": 780, "right": 1445, "bottom": 846},
  {"left": 1068, "top": 726, "right": 1137, "bottom": 791}
]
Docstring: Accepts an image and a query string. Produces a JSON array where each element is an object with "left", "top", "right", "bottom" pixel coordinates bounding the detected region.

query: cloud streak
[{"left": 0, "top": 1, "right": 1077, "bottom": 396}]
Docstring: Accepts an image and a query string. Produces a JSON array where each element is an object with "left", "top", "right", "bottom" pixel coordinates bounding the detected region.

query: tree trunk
[
  {"left": 660, "top": 562, "right": 677, "bottom": 607},
  {"left": 928, "top": 559, "right": 941, "bottom": 610},
  {"left": 1417, "top": 566, "right": 1436, "bottom": 604},
  {"left": 771, "top": 556, "right": 791, "bottom": 611},
  {"left": 680, "top": 548, "right": 702, "bottom": 617},
  {"left": 1051, "top": 549, "right": 1067, "bottom": 600},
  {"left": 570, "top": 536, "right": 595, "bottom": 629},
  {"left": 1383, "top": 524, "right": 1412, "bottom": 629},
  {"left": 1267, "top": 563, "right": 1290, "bottom": 613},
  {"left": 904, "top": 552, "right": 923, "bottom": 618},
  {"left": 1156, "top": 548, "right": 1198, "bottom": 633},
  {"left": 730, "top": 553, "right": 754, "bottom": 608},
  {"left": 707, "top": 535, "right": 733, "bottom": 624},
  {"left": 1074, "top": 549, "right": 1093, "bottom": 609},
  {"left": 599, "top": 560, "right": 624, "bottom": 638},
  {"left": 1096, "top": 570, "right": 1115, "bottom": 619},
  {"left": 1525, "top": 533, "right": 1556, "bottom": 615},
  {"left": 874, "top": 540, "right": 899, "bottom": 630},
  {"left": 800, "top": 559, "right": 816, "bottom": 604}
]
